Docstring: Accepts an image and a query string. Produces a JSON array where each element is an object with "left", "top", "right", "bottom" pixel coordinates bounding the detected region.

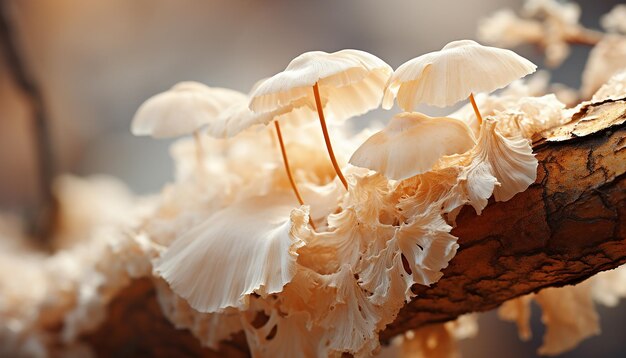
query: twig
[{"left": 0, "top": 2, "right": 56, "bottom": 243}]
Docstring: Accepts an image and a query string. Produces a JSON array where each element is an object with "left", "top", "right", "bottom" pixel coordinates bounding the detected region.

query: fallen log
[{"left": 83, "top": 99, "right": 626, "bottom": 356}]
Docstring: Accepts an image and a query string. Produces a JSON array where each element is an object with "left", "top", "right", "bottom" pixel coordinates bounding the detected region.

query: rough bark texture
[{"left": 83, "top": 100, "right": 626, "bottom": 356}]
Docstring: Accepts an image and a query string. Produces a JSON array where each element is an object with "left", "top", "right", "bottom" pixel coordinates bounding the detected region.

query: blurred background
[{"left": 0, "top": 0, "right": 623, "bottom": 356}]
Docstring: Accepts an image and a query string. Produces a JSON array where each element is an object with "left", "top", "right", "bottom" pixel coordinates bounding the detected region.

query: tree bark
[{"left": 83, "top": 99, "right": 626, "bottom": 356}]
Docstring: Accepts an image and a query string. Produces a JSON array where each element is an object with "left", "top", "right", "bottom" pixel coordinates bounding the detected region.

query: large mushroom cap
[
  {"left": 131, "top": 81, "right": 247, "bottom": 138},
  {"left": 249, "top": 49, "right": 392, "bottom": 121},
  {"left": 349, "top": 112, "right": 476, "bottom": 180},
  {"left": 383, "top": 40, "right": 537, "bottom": 110}
]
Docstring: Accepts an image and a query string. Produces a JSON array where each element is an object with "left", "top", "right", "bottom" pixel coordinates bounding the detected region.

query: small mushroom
[
  {"left": 250, "top": 49, "right": 393, "bottom": 190},
  {"left": 349, "top": 112, "right": 476, "bottom": 180},
  {"left": 131, "top": 81, "right": 247, "bottom": 170},
  {"left": 383, "top": 40, "right": 536, "bottom": 127}
]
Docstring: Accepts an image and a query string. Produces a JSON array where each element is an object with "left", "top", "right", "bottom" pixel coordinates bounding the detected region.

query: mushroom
[
  {"left": 131, "top": 81, "right": 247, "bottom": 170},
  {"left": 383, "top": 40, "right": 536, "bottom": 128},
  {"left": 349, "top": 112, "right": 476, "bottom": 180},
  {"left": 155, "top": 195, "right": 310, "bottom": 313},
  {"left": 205, "top": 82, "right": 318, "bottom": 229},
  {"left": 601, "top": 4, "right": 626, "bottom": 34},
  {"left": 249, "top": 49, "right": 393, "bottom": 190}
]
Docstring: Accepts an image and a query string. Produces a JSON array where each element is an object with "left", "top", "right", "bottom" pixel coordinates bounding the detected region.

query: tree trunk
[{"left": 83, "top": 99, "right": 626, "bottom": 356}]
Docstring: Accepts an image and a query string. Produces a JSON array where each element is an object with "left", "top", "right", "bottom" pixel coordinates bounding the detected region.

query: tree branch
[
  {"left": 82, "top": 99, "right": 626, "bottom": 355},
  {"left": 0, "top": 2, "right": 56, "bottom": 243}
]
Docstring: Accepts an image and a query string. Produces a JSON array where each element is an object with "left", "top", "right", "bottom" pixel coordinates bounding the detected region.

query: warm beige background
[{"left": 0, "top": 1, "right": 623, "bottom": 357}]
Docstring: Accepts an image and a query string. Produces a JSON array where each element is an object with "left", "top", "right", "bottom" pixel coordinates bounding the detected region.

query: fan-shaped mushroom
[
  {"left": 250, "top": 49, "right": 393, "bottom": 190},
  {"left": 383, "top": 40, "right": 536, "bottom": 127}
]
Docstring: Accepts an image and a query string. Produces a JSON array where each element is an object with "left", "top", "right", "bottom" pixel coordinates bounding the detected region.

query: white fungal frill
[
  {"left": 394, "top": 207, "right": 459, "bottom": 286},
  {"left": 601, "top": 5, "right": 626, "bottom": 34},
  {"left": 383, "top": 39, "right": 536, "bottom": 110},
  {"left": 131, "top": 81, "right": 247, "bottom": 138},
  {"left": 492, "top": 94, "right": 568, "bottom": 139},
  {"left": 249, "top": 49, "right": 392, "bottom": 120},
  {"left": 155, "top": 195, "right": 310, "bottom": 313},
  {"left": 320, "top": 264, "right": 382, "bottom": 355},
  {"left": 154, "top": 280, "right": 242, "bottom": 350},
  {"left": 498, "top": 282, "right": 601, "bottom": 356},
  {"left": 349, "top": 112, "right": 476, "bottom": 180},
  {"left": 535, "top": 283, "right": 600, "bottom": 356},
  {"left": 471, "top": 118, "right": 538, "bottom": 202},
  {"left": 397, "top": 314, "right": 478, "bottom": 358}
]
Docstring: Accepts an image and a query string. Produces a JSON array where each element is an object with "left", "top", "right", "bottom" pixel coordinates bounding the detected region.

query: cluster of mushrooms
[{"left": 127, "top": 39, "right": 571, "bottom": 357}]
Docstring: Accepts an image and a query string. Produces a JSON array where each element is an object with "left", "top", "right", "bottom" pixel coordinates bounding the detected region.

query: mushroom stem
[
  {"left": 469, "top": 92, "right": 484, "bottom": 126},
  {"left": 312, "top": 82, "right": 348, "bottom": 190},
  {"left": 192, "top": 130, "right": 205, "bottom": 174},
  {"left": 273, "top": 121, "right": 316, "bottom": 230}
]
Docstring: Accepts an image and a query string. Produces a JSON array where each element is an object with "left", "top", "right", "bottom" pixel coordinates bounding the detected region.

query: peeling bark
[
  {"left": 383, "top": 99, "right": 626, "bottom": 341},
  {"left": 83, "top": 100, "right": 626, "bottom": 355}
]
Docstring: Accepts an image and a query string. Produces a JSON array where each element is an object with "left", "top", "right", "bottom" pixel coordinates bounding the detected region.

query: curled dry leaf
[
  {"left": 592, "top": 70, "right": 626, "bottom": 102},
  {"left": 543, "top": 98, "right": 626, "bottom": 142}
]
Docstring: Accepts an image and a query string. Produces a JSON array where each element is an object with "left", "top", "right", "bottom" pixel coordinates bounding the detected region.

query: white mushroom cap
[
  {"left": 383, "top": 40, "right": 537, "bottom": 110},
  {"left": 249, "top": 49, "right": 392, "bottom": 121},
  {"left": 349, "top": 112, "right": 476, "bottom": 180},
  {"left": 131, "top": 81, "right": 248, "bottom": 138}
]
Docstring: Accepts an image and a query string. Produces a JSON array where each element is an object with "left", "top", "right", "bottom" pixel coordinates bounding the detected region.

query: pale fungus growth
[
  {"left": 601, "top": 5, "right": 626, "bottom": 34},
  {"left": 250, "top": 49, "right": 393, "bottom": 190},
  {"left": 581, "top": 35, "right": 626, "bottom": 98},
  {"left": 535, "top": 283, "right": 601, "bottom": 356},
  {"left": 155, "top": 195, "right": 310, "bottom": 313},
  {"left": 5, "top": 3, "right": 626, "bottom": 356},
  {"left": 131, "top": 81, "right": 248, "bottom": 170},
  {"left": 479, "top": 0, "right": 603, "bottom": 67},
  {"left": 471, "top": 118, "right": 537, "bottom": 202},
  {"left": 349, "top": 112, "right": 475, "bottom": 180},
  {"left": 478, "top": 10, "right": 544, "bottom": 48},
  {"left": 398, "top": 314, "right": 478, "bottom": 358},
  {"left": 383, "top": 39, "right": 536, "bottom": 128}
]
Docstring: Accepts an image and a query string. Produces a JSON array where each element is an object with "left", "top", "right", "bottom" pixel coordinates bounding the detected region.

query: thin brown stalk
[
  {"left": 312, "top": 82, "right": 348, "bottom": 190},
  {"left": 273, "top": 121, "right": 315, "bottom": 230},
  {"left": 469, "top": 92, "right": 483, "bottom": 126}
]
